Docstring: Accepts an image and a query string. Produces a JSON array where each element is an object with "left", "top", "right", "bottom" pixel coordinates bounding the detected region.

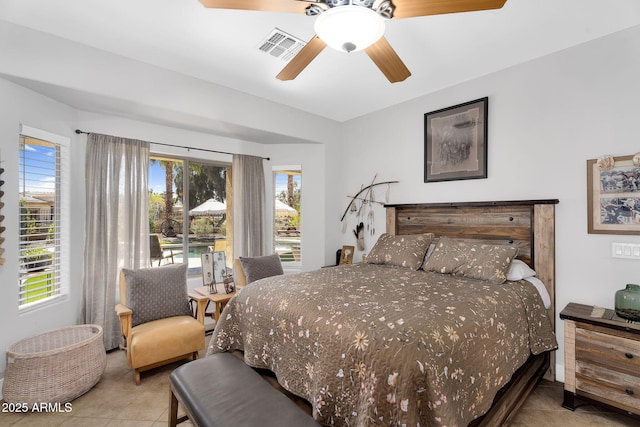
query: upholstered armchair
[
  {"left": 233, "top": 258, "right": 247, "bottom": 288},
  {"left": 115, "top": 263, "right": 208, "bottom": 385},
  {"left": 235, "top": 254, "right": 284, "bottom": 287}
]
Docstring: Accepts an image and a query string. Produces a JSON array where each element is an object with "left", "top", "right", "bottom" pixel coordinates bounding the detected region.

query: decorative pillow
[
  {"left": 507, "top": 259, "right": 537, "bottom": 281},
  {"left": 365, "top": 233, "right": 435, "bottom": 270},
  {"left": 240, "top": 254, "right": 284, "bottom": 284},
  {"left": 422, "top": 236, "right": 517, "bottom": 284},
  {"left": 123, "top": 263, "right": 191, "bottom": 327}
]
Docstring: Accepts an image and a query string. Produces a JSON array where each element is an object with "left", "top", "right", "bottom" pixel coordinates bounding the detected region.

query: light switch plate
[{"left": 611, "top": 242, "right": 640, "bottom": 259}]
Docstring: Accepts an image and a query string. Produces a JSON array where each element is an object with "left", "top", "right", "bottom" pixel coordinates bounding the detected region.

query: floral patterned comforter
[{"left": 207, "top": 263, "right": 557, "bottom": 427}]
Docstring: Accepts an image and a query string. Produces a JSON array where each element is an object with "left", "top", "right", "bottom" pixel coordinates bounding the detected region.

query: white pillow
[{"left": 507, "top": 259, "right": 536, "bottom": 281}]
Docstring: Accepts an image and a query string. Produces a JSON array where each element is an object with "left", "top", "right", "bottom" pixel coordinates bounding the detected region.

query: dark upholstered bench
[{"left": 169, "top": 352, "right": 322, "bottom": 427}]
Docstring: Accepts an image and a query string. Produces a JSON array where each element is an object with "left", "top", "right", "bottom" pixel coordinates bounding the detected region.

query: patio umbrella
[
  {"left": 189, "top": 199, "right": 226, "bottom": 216},
  {"left": 275, "top": 199, "right": 297, "bottom": 216}
]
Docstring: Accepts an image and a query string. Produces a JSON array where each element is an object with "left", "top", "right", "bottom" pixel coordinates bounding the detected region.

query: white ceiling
[{"left": 1, "top": 0, "right": 640, "bottom": 123}]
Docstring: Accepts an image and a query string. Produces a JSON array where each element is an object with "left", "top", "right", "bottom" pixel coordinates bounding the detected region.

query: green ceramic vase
[{"left": 615, "top": 284, "right": 640, "bottom": 321}]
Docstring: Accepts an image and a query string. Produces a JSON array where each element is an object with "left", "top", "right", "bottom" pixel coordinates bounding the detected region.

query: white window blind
[{"left": 18, "top": 126, "right": 69, "bottom": 307}]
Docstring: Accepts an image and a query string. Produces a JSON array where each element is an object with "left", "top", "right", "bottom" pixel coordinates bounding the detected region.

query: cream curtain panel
[
  {"left": 232, "top": 154, "right": 266, "bottom": 258},
  {"left": 82, "top": 133, "right": 150, "bottom": 350}
]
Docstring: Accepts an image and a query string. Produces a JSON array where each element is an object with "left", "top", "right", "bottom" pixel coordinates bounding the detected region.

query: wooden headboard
[{"left": 385, "top": 199, "right": 559, "bottom": 380}]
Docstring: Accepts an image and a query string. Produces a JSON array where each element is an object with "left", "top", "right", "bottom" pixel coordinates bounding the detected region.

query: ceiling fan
[{"left": 198, "top": 0, "right": 508, "bottom": 83}]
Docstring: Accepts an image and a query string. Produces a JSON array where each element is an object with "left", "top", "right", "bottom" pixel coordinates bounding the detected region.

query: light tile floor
[{"left": 1, "top": 344, "right": 638, "bottom": 426}]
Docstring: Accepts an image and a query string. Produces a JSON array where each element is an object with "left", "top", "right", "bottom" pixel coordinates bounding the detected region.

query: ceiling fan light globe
[{"left": 314, "top": 5, "right": 385, "bottom": 53}]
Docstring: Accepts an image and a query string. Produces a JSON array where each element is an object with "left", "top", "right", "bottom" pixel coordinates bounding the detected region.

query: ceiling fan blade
[
  {"left": 276, "top": 35, "right": 327, "bottom": 81},
  {"left": 392, "top": 0, "right": 507, "bottom": 19},
  {"left": 365, "top": 37, "right": 411, "bottom": 83},
  {"left": 198, "top": 0, "right": 310, "bottom": 14}
]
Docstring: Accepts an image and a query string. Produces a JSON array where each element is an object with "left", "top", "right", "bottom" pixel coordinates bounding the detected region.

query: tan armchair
[
  {"left": 115, "top": 264, "right": 208, "bottom": 385},
  {"left": 233, "top": 258, "right": 247, "bottom": 288},
  {"left": 234, "top": 254, "right": 283, "bottom": 287}
]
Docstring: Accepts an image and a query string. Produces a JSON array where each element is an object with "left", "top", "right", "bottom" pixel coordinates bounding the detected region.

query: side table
[
  {"left": 560, "top": 302, "right": 640, "bottom": 418},
  {"left": 195, "top": 287, "right": 237, "bottom": 321}
]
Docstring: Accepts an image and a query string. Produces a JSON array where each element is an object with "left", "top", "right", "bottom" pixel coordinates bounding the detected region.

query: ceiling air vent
[{"left": 258, "top": 28, "right": 306, "bottom": 62}]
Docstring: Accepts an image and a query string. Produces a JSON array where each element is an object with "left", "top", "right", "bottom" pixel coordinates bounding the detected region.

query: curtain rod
[{"left": 74, "top": 129, "right": 270, "bottom": 161}]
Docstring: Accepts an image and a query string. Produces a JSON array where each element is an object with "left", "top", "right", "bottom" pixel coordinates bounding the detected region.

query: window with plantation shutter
[{"left": 18, "top": 126, "right": 69, "bottom": 308}]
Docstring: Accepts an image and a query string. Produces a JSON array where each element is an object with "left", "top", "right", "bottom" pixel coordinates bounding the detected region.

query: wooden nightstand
[{"left": 560, "top": 302, "right": 640, "bottom": 418}]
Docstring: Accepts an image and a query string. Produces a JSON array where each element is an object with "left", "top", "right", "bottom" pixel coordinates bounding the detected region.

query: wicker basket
[{"left": 2, "top": 324, "right": 106, "bottom": 405}]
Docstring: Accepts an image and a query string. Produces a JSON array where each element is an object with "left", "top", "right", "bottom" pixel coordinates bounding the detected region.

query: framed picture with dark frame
[
  {"left": 587, "top": 155, "right": 640, "bottom": 235},
  {"left": 424, "top": 97, "right": 488, "bottom": 183}
]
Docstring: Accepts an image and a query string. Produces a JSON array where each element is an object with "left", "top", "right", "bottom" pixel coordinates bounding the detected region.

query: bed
[{"left": 208, "top": 199, "right": 559, "bottom": 426}]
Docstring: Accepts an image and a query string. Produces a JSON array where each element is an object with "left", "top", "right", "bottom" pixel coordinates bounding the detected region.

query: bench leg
[
  {"left": 169, "top": 387, "right": 179, "bottom": 427},
  {"left": 169, "top": 384, "right": 189, "bottom": 427}
]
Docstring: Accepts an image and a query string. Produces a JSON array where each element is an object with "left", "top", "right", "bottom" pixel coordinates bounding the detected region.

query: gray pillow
[
  {"left": 365, "top": 233, "right": 435, "bottom": 270},
  {"left": 239, "top": 254, "right": 284, "bottom": 284},
  {"left": 123, "top": 263, "right": 191, "bottom": 327}
]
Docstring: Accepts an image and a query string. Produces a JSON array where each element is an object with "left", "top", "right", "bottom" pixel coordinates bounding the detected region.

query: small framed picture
[
  {"left": 587, "top": 155, "right": 640, "bottom": 235},
  {"left": 339, "top": 245, "right": 355, "bottom": 265},
  {"left": 201, "top": 251, "right": 235, "bottom": 293},
  {"left": 424, "top": 97, "right": 488, "bottom": 183},
  {"left": 201, "top": 252, "right": 215, "bottom": 286}
]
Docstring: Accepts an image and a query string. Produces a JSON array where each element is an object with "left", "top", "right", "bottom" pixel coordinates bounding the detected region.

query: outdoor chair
[{"left": 149, "top": 234, "right": 176, "bottom": 266}]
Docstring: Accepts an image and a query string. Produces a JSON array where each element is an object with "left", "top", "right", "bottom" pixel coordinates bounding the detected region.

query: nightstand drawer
[
  {"left": 575, "top": 326, "right": 640, "bottom": 375},
  {"left": 561, "top": 303, "right": 640, "bottom": 418},
  {"left": 576, "top": 361, "right": 640, "bottom": 413}
]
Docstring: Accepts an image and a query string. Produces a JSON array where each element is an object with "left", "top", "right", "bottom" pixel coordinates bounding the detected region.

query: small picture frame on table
[
  {"left": 201, "top": 251, "right": 235, "bottom": 293},
  {"left": 339, "top": 245, "right": 355, "bottom": 265}
]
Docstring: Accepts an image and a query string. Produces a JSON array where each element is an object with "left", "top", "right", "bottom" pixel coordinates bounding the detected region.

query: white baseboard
[{"left": 555, "top": 362, "right": 564, "bottom": 383}]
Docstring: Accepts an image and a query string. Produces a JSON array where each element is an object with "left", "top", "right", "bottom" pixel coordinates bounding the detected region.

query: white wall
[
  {"left": 0, "top": 20, "right": 339, "bottom": 146},
  {"left": 329, "top": 24, "right": 640, "bottom": 380},
  {"left": 0, "top": 78, "right": 84, "bottom": 378}
]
